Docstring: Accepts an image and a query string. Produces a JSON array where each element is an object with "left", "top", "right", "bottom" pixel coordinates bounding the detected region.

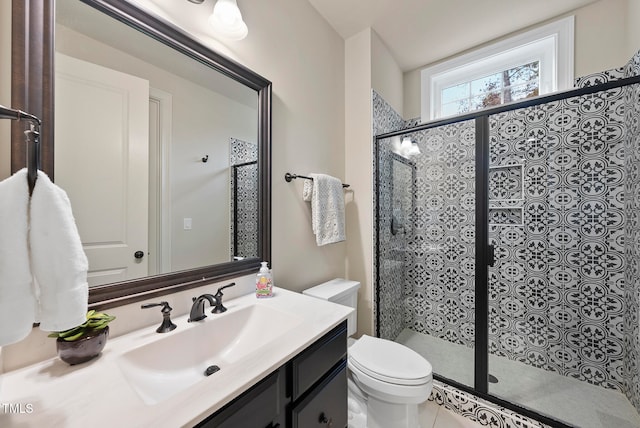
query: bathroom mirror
[{"left": 11, "top": 0, "right": 271, "bottom": 308}]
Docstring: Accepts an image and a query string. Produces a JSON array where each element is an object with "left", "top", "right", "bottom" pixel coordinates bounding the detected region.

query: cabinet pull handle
[{"left": 318, "top": 412, "right": 332, "bottom": 426}]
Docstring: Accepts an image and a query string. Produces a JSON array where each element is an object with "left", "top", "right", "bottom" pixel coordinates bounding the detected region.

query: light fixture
[
  {"left": 208, "top": 0, "right": 248, "bottom": 41},
  {"left": 400, "top": 136, "right": 421, "bottom": 157}
]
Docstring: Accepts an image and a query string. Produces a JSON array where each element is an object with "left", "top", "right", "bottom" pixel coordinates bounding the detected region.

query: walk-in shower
[{"left": 374, "top": 53, "right": 640, "bottom": 428}]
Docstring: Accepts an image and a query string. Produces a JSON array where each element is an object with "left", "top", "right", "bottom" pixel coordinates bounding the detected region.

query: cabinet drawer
[
  {"left": 291, "top": 360, "right": 347, "bottom": 428},
  {"left": 291, "top": 321, "right": 347, "bottom": 400},
  {"left": 196, "top": 367, "right": 282, "bottom": 428}
]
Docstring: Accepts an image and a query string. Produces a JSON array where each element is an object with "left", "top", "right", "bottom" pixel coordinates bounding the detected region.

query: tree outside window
[{"left": 441, "top": 61, "right": 540, "bottom": 117}]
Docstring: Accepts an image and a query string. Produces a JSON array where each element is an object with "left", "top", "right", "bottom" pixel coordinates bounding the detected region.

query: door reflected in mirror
[{"left": 55, "top": 1, "right": 259, "bottom": 287}]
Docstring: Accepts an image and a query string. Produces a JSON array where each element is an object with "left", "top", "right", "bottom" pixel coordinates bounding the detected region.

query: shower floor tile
[{"left": 397, "top": 328, "right": 640, "bottom": 428}]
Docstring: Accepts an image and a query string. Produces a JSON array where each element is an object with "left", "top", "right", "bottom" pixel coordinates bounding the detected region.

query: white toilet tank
[{"left": 303, "top": 278, "right": 360, "bottom": 336}]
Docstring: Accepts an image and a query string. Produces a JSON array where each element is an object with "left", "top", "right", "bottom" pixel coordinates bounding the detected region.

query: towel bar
[{"left": 284, "top": 172, "right": 350, "bottom": 188}]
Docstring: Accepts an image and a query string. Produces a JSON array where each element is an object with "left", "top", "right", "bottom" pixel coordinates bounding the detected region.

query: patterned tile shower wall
[
  {"left": 403, "top": 121, "right": 477, "bottom": 344},
  {"left": 373, "top": 49, "right": 640, "bottom": 411},
  {"left": 229, "top": 137, "right": 258, "bottom": 258},
  {"left": 487, "top": 90, "right": 626, "bottom": 391},
  {"left": 622, "top": 52, "right": 640, "bottom": 413}
]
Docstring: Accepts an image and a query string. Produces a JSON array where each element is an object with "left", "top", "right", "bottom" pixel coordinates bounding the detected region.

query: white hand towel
[
  {"left": 0, "top": 170, "right": 36, "bottom": 345},
  {"left": 302, "top": 179, "right": 313, "bottom": 202},
  {"left": 30, "top": 170, "right": 88, "bottom": 332},
  {"left": 308, "top": 173, "right": 346, "bottom": 246}
]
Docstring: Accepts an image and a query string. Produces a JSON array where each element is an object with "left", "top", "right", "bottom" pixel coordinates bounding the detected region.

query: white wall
[
  {"left": 228, "top": 0, "right": 347, "bottom": 291},
  {"left": 574, "top": 0, "right": 629, "bottom": 77},
  {"left": 345, "top": 29, "right": 374, "bottom": 336},
  {"left": 344, "top": 28, "right": 404, "bottom": 337},
  {"left": 403, "top": 0, "right": 633, "bottom": 120},
  {"left": 627, "top": 0, "right": 640, "bottom": 58},
  {"left": 371, "top": 30, "right": 404, "bottom": 117}
]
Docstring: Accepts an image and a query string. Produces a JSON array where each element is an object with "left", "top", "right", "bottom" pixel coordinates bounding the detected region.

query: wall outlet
[{"left": 184, "top": 218, "right": 192, "bottom": 230}]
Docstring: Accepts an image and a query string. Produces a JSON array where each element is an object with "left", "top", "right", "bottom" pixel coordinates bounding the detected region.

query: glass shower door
[
  {"left": 377, "top": 120, "right": 478, "bottom": 389},
  {"left": 486, "top": 88, "right": 632, "bottom": 428}
]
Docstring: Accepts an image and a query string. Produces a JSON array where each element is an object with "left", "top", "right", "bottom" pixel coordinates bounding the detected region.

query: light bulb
[{"left": 209, "top": 0, "right": 248, "bottom": 41}]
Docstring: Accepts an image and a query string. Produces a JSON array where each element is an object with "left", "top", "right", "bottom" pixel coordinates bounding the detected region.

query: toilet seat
[{"left": 348, "top": 335, "right": 432, "bottom": 386}]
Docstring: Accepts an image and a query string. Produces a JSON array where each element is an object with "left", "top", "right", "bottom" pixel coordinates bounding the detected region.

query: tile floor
[
  {"left": 398, "top": 328, "right": 640, "bottom": 428},
  {"left": 419, "top": 400, "right": 484, "bottom": 428}
]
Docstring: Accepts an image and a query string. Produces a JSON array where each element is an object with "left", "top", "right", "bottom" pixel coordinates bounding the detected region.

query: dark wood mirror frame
[{"left": 10, "top": 0, "right": 271, "bottom": 309}]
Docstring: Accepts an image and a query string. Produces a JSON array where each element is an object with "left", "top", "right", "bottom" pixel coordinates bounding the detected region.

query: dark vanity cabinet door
[
  {"left": 195, "top": 366, "right": 285, "bottom": 428},
  {"left": 194, "top": 321, "right": 347, "bottom": 428},
  {"left": 290, "top": 321, "right": 348, "bottom": 428},
  {"left": 290, "top": 322, "right": 347, "bottom": 401},
  {"left": 291, "top": 360, "right": 347, "bottom": 428}
]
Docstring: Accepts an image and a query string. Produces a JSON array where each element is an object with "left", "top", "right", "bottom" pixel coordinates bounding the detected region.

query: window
[{"left": 421, "top": 16, "right": 574, "bottom": 121}]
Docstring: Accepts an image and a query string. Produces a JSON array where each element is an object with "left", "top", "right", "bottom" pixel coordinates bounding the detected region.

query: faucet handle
[
  {"left": 141, "top": 301, "right": 177, "bottom": 333},
  {"left": 215, "top": 282, "right": 236, "bottom": 297},
  {"left": 212, "top": 282, "right": 236, "bottom": 314}
]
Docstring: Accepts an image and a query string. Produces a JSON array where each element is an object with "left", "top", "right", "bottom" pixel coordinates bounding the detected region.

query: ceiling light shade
[
  {"left": 400, "top": 136, "right": 421, "bottom": 157},
  {"left": 208, "top": 0, "right": 248, "bottom": 41},
  {"left": 400, "top": 137, "right": 412, "bottom": 152}
]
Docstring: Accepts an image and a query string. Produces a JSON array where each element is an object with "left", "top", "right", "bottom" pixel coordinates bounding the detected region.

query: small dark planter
[{"left": 56, "top": 326, "right": 109, "bottom": 365}]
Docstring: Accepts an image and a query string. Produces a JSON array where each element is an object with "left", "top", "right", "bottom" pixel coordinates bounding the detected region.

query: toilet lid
[{"left": 349, "top": 335, "right": 432, "bottom": 386}]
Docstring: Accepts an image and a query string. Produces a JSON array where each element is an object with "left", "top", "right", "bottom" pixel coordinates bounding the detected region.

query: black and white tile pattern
[
  {"left": 622, "top": 51, "right": 640, "bottom": 415},
  {"left": 229, "top": 137, "right": 258, "bottom": 258},
  {"left": 374, "top": 49, "right": 640, "bottom": 421}
]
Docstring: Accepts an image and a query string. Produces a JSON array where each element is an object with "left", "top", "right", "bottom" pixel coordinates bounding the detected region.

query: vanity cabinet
[
  {"left": 291, "top": 361, "right": 347, "bottom": 428},
  {"left": 195, "top": 367, "right": 286, "bottom": 428},
  {"left": 194, "top": 321, "right": 347, "bottom": 428}
]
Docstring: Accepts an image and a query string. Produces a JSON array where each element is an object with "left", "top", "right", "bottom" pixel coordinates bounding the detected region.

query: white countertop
[{"left": 0, "top": 288, "right": 352, "bottom": 427}]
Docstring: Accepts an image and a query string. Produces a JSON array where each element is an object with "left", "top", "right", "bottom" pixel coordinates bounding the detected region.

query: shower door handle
[{"left": 487, "top": 244, "right": 496, "bottom": 267}]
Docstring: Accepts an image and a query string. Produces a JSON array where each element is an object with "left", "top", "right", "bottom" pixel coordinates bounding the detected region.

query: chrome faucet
[{"left": 188, "top": 294, "right": 217, "bottom": 322}]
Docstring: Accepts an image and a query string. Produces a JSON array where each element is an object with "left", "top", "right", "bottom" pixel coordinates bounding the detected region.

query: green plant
[{"left": 48, "top": 310, "right": 116, "bottom": 342}]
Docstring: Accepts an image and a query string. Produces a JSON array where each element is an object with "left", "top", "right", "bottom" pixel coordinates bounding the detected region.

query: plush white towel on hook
[
  {"left": 30, "top": 170, "right": 88, "bottom": 332},
  {"left": 0, "top": 169, "right": 87, "bottom": 345},
  {"left": 307, "top": 173, "right": 346, "bottom": 246},
  {"left": 0, "top": 170, "right": 36, "bottom": 345}
]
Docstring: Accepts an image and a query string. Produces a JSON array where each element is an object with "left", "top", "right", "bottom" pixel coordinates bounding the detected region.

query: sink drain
[{"left": 205, "top": 365, "right": 220, "bottom": 376}]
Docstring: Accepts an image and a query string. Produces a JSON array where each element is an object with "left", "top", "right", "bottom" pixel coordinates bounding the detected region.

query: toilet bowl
[{"left": 303, "top": 279, "right": 433, "bottom": 428}]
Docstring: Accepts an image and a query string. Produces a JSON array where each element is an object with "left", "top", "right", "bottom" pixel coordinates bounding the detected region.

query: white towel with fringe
[
  {"left": 306, "top": 173, "right": 346, "bottom": 246},
  {"left": 0, "top": 169, "right": 88, "bottom": 345}
]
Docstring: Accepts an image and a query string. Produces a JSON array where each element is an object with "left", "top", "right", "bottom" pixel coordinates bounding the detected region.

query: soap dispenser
[{"left": 256, "top": 261, "right": 273, "bottom": 298}]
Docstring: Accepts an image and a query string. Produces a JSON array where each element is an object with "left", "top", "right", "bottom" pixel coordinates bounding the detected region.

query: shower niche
[{"left": 488, "top": 163, "right": 523, "bottom": 226}]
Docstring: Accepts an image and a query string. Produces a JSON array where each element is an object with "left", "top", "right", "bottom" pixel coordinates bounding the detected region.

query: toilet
[{"left": 303, "top": 279, "right": 433, "bottom": 428}]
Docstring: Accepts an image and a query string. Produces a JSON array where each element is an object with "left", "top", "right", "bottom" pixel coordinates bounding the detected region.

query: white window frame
[{"left": 421, "top": 16, "right": 574, "bottom": 121}]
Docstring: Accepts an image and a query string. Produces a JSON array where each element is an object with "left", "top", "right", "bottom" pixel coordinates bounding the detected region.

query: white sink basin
[{"left": 116, "top": 304, "right": 303, "bottom": 404}]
